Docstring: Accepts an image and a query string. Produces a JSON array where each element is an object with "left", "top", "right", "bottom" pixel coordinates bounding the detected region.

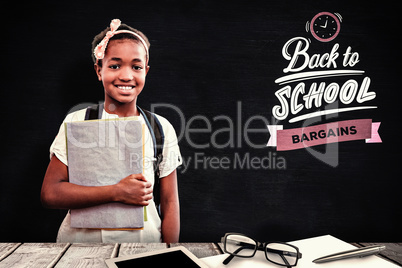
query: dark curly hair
[{"left": 91, "top": 23, "right": 150, "bottom": 66}]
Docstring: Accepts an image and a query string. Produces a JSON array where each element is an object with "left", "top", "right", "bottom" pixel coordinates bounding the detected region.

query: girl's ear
[
  {"left": 146, "top": 65, "right": 150, "bottom": 75},
  {"left": 94, "top": 64, "right": 102, "bottom": 81}
]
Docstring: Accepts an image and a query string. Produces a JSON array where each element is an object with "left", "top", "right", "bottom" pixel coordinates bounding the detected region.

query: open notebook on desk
[{"left": 201, "top": 235, "right": 399, "bottom": 267}]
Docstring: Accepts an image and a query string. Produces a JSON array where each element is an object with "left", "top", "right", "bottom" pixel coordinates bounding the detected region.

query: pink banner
[
  {"left": 366, "top": 122, "right": 382, "bottom": 143},
  {"left": 277, "top": 119, "right": 374, "bottom": 151}
]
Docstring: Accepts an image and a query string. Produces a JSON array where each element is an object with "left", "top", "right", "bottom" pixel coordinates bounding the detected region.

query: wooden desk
[{"left": 0, "top": 242, "right": 400, "bottom": 267}]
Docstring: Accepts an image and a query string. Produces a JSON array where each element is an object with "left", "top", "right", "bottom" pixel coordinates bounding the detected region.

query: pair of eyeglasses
[{"left": 221, "top": 233, "right": 302, "bottom": 267}]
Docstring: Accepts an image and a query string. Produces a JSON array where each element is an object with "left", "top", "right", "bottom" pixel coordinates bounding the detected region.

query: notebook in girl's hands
[{"left": 65, "top": 118, "right": 145, "bottom": 229}]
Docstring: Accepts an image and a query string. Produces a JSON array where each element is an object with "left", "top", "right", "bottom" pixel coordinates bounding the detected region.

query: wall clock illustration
[{"left": 307, "top": 12, "right": 342, "bottom": 42}]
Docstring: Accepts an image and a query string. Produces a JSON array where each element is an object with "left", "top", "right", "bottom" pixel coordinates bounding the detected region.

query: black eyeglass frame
[{"left": 221, "top": 233, "right": 302, "bottom": 267}]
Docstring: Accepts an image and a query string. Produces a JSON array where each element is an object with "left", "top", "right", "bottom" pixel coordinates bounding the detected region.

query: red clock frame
[{"left": 310, "top": 12, "right": 341, "bottom": 42}]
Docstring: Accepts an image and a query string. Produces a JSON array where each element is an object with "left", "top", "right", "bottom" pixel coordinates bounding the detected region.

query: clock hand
[{"left": 320, "top": 19, "right": 328, "bottom": 28}]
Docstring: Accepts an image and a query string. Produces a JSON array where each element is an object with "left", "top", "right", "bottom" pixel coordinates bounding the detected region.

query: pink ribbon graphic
[
  {"left": 267, "top": 119, "right": 381, "bottom": 151},
  {"left": 365, "top": 122, "right": 382, "bottom": 143}
]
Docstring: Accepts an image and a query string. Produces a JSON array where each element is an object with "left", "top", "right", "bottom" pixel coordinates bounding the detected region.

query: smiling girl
[{"left": 41, "top": 19, "right": 182, "bottom": 243}]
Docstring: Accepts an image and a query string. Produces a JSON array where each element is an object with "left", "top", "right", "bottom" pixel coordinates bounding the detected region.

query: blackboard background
[{"left": 1, "top": 0, "right": 400, "bottom": 242}]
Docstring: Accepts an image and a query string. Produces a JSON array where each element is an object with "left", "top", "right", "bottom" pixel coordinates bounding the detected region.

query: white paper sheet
[{"left": 201, "top": 235, "right": 399, "bottom": 268}]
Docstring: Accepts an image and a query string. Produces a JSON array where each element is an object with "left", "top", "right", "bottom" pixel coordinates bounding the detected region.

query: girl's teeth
[{"left": 118, "top": 86, "right": 132, "bottom": 90}]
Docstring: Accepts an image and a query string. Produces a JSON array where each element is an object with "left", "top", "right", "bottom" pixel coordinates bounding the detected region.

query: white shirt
[{"left": 49, "top": 107, "right": 182, "bottom": 243}]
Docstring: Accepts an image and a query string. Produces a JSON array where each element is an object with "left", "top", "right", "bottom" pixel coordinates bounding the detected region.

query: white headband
[{"left": 94, "top": 19, "right": 149, "bottom": 62}]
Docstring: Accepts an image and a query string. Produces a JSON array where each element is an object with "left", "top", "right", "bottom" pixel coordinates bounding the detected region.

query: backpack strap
[
  {"left": 84, "top": 103, "right": 103, "bottom": 120},
  {"left": 137, "top": 107, "right": 165, "bottom": 216},
  {"left": 85, "top": 104, "right": 165, "bottom": 217}
]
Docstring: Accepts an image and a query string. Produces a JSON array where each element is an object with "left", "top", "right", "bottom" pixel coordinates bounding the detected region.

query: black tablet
[{"left": 105, "top": 246, "right": 208, "bottom": 268}]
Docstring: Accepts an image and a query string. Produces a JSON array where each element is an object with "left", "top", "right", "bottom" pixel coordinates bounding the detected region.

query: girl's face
[{"left": 95, "top": 39, "right": 149, "bottom": 107}]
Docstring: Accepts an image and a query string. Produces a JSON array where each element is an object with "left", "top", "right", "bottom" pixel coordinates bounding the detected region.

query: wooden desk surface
[{"left": 0, "top": 242, "right": 400, "bottom": 267}]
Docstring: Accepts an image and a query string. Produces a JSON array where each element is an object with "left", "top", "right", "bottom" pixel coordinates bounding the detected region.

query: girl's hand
[
  {"left": 114, "top": 174, "right": 153, "bottom": 206},
  {"left": 41, "top": 156, "right": 153, "bottom": 209}
]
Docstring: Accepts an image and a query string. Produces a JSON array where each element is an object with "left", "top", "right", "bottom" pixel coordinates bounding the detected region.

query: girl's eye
[
  {"left": 109, "top": 64, "right": 120, "bottom": 70},
  {"left": 133, "top": 65, "right": 143, "bottom": 70}
]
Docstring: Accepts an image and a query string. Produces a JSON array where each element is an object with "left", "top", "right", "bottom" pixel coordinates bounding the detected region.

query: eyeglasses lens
[
  {"left": 266, "top": 243, "right": 298, "bottom": 266},
  {"left": 225, "top": 234, "right": 257, "bottom": 257}
]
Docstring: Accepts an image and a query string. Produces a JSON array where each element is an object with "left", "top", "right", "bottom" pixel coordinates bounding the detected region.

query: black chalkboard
[{"left": 1, "top": 0, "right": 400, "bottom": 242}]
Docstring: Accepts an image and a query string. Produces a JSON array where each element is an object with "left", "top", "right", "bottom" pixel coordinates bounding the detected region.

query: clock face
[{"left": 310, "top": 12, "right": 340, "bottom": 42}]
